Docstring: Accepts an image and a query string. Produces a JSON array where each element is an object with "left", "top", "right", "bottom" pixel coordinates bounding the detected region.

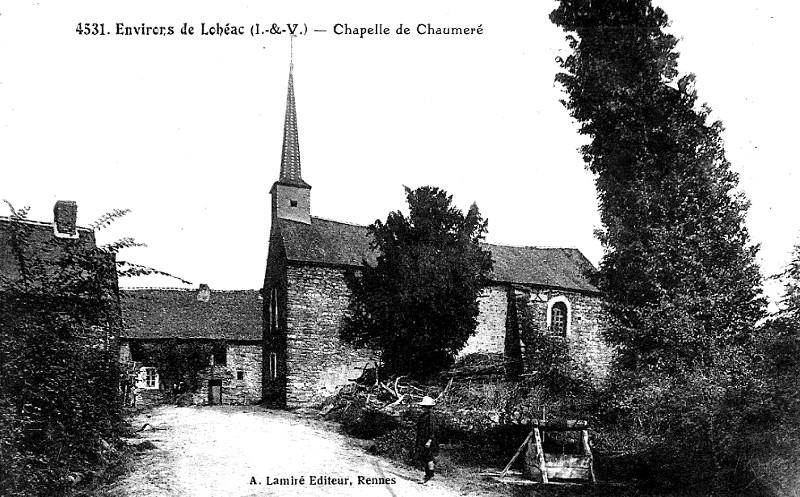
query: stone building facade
[
  {"left": 263, "top": 67, "right": 611, "bottom": 408},
  {"left": 119, "top": 287, "right": 262, "bottom": 406}
]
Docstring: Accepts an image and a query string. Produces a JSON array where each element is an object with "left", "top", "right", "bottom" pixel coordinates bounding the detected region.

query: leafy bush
[
  {"left": 1, "top": 294, "right": 125, "bottom": 497},
  {"left": 130, "top": 339, "right": 217, "bottom": 394},
  {"left": 341, "top": 406, "right": 400, "bottom": 440},
  {"left": 0, "top": 206, "right": 125, "bottom": 496}
]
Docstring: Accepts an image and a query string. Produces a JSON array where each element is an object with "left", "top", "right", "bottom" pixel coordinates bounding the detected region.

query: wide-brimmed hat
[{"left": 418, "top": 396, "right": 435, "bottom": 406}]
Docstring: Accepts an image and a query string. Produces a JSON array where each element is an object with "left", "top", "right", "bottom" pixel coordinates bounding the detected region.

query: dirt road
[{"left": 106, "top": 406, "right": 509, "bottom": 497}]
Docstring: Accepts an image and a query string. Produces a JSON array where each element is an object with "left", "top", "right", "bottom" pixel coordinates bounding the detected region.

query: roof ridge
[
  {"left": 310, "top": 215, "right": 368, "bottom": 228},
  {"left": 121, "top": 287, "right": 259, "bottom": 292},
  {"left": 0, "top": 216, "right": 92, "bottom": 232},
  {"left": 482, "top": 242, "right": 580, "bottom": 251},
  {"left": 121, "top": 287, "right": 194, "bottom": 292}
]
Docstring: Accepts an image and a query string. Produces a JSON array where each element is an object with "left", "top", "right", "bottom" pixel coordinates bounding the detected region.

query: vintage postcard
[{"left": 2, "top": 1, "right": 797, "bottom": 496}]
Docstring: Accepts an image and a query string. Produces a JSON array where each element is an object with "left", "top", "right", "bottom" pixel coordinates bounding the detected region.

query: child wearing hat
[{"left": 415, "top": 396, "right": 439, "bottom": 484}]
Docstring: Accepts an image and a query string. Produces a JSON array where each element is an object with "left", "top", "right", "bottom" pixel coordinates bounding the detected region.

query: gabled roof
[
  {"left": 484, "top": 244, "right": 598, "bottom": 293},
  {"left": 277, "top": 216, "right": 376, "bottom": 267},
  {"left": 120, "top": 288, "right": 262, "bottom": 341},
  {"left": 275, "top": 217, "right": 598, "bottom": 293},
  {"left": 0, "top": 216, "right": 99, "bottom": 291}
]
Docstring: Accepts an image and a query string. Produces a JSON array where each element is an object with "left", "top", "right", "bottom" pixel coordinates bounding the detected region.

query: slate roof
[
  {"left": 484, "top": 243, "right": 598, "bottom": 293},
  {"left": 276, "top": 217, "right": 598, "bottom": 293},
  {"left": 0, "top": 217, "right": 99, "bottom": 291},
  {"left": 278, "top": 68, "right": 310, "bottom": 188},
  {"left": 120, "top": 288, "right": 262, "bottom": 341},
  {"left": 278, "top": 216, "right": 377, "bottom": 267}
]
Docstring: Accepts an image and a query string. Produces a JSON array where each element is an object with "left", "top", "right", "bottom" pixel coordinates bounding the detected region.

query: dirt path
[{"left": 105, "top": 406, "right": 511, "bottom": 497}]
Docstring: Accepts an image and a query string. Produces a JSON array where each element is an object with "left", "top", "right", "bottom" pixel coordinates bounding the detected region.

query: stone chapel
[{"left": 263, "top": 67, "right": 612, "bottom": 408}]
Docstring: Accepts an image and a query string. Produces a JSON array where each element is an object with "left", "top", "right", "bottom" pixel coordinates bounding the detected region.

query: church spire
[
  {"left": 278, "top": 64, "right": 309, "bottom": 188},
  {"left": 270, "top": 59, "right": 311, "bottom": 225}
]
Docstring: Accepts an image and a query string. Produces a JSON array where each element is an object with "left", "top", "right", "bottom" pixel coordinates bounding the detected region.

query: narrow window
[
  {"left": 270, "top": 288, "right": 278, "bottom": 332},
  {"left": 213, "top": 344, "right": 227, "bottom": 366},
  {"left": 551, "top": 302, "right": 568, "bottom": 335},
  {"left": 237, "top": 370, "right": 244, "bottom": 381},
  {"left": 269, "top": 352, "right": 277, "bottom": 379}
]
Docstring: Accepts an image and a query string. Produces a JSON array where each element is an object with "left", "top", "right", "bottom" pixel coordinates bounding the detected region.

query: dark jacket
[{"left": 415, "top": 409, "right": 439, "bottom": 458}]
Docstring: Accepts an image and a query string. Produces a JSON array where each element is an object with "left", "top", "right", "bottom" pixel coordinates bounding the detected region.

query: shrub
[{"left": 338, "top": 401, "right": 399, "bottom": 439}]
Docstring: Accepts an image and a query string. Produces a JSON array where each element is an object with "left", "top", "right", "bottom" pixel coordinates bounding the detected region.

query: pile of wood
[
  {"left": 444, "top": 352, "right": 508, "bottom": 380},
  {"left": 323, "top": 370, "right": 451, "bottom": 418}
]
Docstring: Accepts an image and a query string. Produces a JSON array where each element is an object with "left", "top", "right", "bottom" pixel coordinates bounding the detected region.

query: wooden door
[{"left": 208, "top": 379, "right": 222, "bottom": 405}]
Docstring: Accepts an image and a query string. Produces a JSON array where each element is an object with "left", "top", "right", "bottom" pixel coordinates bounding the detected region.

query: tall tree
[
  {"left": 341, "top": 186, "right": 493, "bottom": 378},
  {"left": 761, "top": 241, "right": 800, "bottom": 419},
  {"left": 775, "top": 241, "right": 800, "bottom": 320},
  {"left": 551, "top": 0, "right": 764, "bottom": 370}
]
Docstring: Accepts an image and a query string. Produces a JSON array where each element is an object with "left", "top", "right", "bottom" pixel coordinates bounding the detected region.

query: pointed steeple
[
  {"left": 270, "top": 62, "right": 311, "bottom": 224},
  {"left": 278, "top": 65, "right": 310, "bottom": 188}
]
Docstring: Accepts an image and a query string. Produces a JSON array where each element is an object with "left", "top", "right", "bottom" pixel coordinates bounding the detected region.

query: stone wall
[
  {"left": 284, "top": 265, "right": 376, "bottom": 407},
  {"left": 118, "top": 340, "right": 262, "bottom": 406},
  {"left": 263, "top": 228, "right": 288, "bottom": 405},
  {"left": 276, "top": 264, "right": 611, "bottom": 406},
  {"left": 190, "top": 343, "right": 262, "bottom": 405},
  {"left": 455, "top": 284, "right": 611, "bottom": 384},
  {"left": 458, "top": 285, "right": 508, "bottom": 357},
  {"left": 513, "top": 287, "right": 612, "bottom": 383}
]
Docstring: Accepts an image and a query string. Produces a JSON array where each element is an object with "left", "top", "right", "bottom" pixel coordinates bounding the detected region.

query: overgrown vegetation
[
  {"left": 0, "top": 202, "right": 190, "bottom": 496},
  {"left": 130, "top": 339, "right": 222, "bottom": 395},
  {"left": 549, "top": 1, "right": 794, "bottom": 494},
  {"left": 746, "top": 242, "right": 800, "bottom": 496},
  {"left": 0, "top": 204, "right": 126, "bottom": 496},
  {"left": 551, "top": 0, "right": 763, "bottom": 373},
  {"left": 517, "top": 298, "right": 595, "bottom": 397},
  {"left": 341, "top": 186, "right": 493, "bottom": 378}
]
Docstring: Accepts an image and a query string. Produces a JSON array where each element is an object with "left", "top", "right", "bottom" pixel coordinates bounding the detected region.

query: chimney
[
  {"left": 53, "top": 200, "right": 78, "bottom": 239},
  {"left": 197, "top": 283, "right": 211, "bottom": 302}
]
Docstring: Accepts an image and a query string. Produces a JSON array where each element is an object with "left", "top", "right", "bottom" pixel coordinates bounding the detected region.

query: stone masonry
[
  {"left": 120, "top": 340, "right": 262, "bottom": 406},
  {"left": 458, "top": 284, "right": 612, "bottom": 383},
  {"left": 514, "top": 287, "right": 612, "bottom": 382},
  {"left": 191, "top": 343, "right": 263, "bottom": 405},
  {"left": 284, "top": 265, "right": 375, "bottom": 407},
  {"left": 459, "top": 285, "right": 508, "bottom": 356}
]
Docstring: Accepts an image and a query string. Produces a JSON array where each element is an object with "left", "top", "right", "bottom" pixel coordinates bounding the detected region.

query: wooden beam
[
  {"left": 546, "top": 467, "right": 591, "bottom": 480},
  {"left": 531, "top": 419, "right": 589, "bottom": 431},
  {"left": 534, "top": 427, "right": 548, "bottom": 484},
  {"left": 500, "top": 429, "right": 535, "bottom": 478},
  {"left": 544, "top": 454, "right": 591, "bottom": 468},
  {"left": 582, "top": 429, "right": 597, "bottom": 483}
]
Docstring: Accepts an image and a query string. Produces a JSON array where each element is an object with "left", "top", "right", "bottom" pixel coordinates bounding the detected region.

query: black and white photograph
[{"left": 1, "top": 1, "right": 798, "bottom": 496}]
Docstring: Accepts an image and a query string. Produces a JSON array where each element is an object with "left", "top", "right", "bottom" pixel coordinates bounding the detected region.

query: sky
[{"left": 2, "top": 1, "right": 798, "bottom": 309}]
